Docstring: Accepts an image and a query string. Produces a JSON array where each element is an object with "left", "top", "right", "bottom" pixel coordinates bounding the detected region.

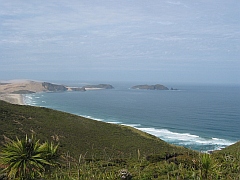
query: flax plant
[
  {"left": 0, "top": 135, "right": 59, "bottom": 180},
  {"left": 200, "top": 153, "right": 221, "bottom": 180}
]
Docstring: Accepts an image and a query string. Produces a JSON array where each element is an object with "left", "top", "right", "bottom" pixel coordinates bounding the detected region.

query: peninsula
[{"left": 0, "top": 80, "right": 114, "bottom": 105}]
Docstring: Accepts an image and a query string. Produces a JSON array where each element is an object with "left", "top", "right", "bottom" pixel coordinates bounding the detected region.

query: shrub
[{"left": 0, "top": 135, "right": 59, "bottom": 180}]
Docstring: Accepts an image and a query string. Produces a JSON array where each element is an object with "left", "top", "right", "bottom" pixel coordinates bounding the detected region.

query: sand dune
[
  {"left": 0, "top": 80, "right": 45, "bottom": 94},
  {"left": 0, "top": 94, "right": 24, "bottom": 105},
  {"left": 0, "top": 80, "right": 45, "bottom": 105}
]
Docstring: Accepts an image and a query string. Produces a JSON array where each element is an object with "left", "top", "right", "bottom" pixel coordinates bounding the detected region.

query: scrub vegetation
[{"left": 0, "top": 100, "right": 239, "bottom": 179}]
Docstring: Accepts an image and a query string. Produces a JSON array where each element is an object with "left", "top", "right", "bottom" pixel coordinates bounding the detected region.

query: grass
[
  {"left": 0, "top": 100, "right": 240, "bottom": 179},
  {"left": 0, "top": 100, "right": 192, "bottom": 159}
]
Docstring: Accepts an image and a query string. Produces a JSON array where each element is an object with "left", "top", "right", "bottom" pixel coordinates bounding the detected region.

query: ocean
[{"left": 24, "top": 82, "right": 240, "bottom": 152}]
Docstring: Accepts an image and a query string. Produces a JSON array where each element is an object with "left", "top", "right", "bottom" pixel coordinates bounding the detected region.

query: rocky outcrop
[
  {"left": 42, "top": 82, "right": 68, "bottom": 92},
  {"left": 132, "top": 84, "right": 169, "bottom": 90}
]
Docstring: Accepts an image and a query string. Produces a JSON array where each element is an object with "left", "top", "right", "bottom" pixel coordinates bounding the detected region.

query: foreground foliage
[
  {"left": 29, "top": 147, "right": 239, "bottom": 180},
  {"left": 0, "top": 135, "right": 59, "bottom": 179},
  {"left": 2, "top": 136, "right": 239, "bottom": 180}
]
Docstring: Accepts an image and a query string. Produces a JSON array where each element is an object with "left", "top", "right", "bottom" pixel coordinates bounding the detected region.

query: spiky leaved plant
[
  {"left": 0, "top": 135, "right": 59, "bottom": 180},
  {"left": 40, "top": 141, "right": 60, "bottom": 174},
  {"left": 200, "top": 153, "right": 221, "bottom": 180}
]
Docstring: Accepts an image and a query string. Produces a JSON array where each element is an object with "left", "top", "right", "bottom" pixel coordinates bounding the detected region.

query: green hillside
[
  {"left": 0, "top": 100, "right": 191, "bottom": 159},
  {"left": 1, "top": 100, "right": 240, "bottom": 179},
  {"left": 218, "top": 141, "right": 240, "bottom": 153},
  {"left": 213, "top": 141, "right": 240, "bottom": 157}
]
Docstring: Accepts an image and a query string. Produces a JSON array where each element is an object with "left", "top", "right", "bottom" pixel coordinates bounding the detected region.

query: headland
[{"left": 0, "top": 80, "right": 114, "bottom": 105}]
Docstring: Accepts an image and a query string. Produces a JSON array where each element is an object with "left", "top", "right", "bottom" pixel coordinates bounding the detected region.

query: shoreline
[
  {"left": 1, "top": 92, "right": 235, "bottom": 153},
  {"left": 0, "top": 94, "right": 25, "bottom": 105},
  {"left": 0, "top": 83, "right": 237, "bottom": 152},
  {"left": 23, "top": 92, "right": 235, "bottom": 152}
]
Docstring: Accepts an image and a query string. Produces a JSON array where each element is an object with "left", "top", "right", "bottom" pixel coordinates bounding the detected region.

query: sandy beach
[
  {"left": 0, "top": 80, "right": 43, "bottom": 105},
  {"left": 84, "top": 88, "right": 104, "bottom": 90},
  {"left": 0, "top": 94, "right": 25, "bottom": 105}
]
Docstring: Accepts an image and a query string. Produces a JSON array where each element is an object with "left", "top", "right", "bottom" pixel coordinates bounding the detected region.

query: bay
[{"left": 24, "top": 82, "right": 240, "bottom": 152}]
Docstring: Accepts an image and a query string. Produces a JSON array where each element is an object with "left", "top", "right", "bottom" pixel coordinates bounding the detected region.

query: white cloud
[{"left": 0, "top": 0, "right": 240, "bottom": 83}]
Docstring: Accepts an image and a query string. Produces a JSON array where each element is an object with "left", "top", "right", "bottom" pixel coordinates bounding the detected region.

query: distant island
[{"left": 132, "top": 84, "right": 169, "bottom": 90}]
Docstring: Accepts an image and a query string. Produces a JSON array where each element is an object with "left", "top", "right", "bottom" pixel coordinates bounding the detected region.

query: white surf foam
[
  {"left": 80, "top": 115, "right": 106, "bottom": 122},
  {"left": 121, "top": 123, "right": 141, "bottom": 127},
  {"left": 137, "top": 127, "right": 235, "bottom": 150},
  {"left": 23, "top": 94, "right": 34, "bottom": 105},
  {"left": 69, "top": 114, "right": 235, "bottom": 151},
  {"left": 108, "top": 121, "right": 123, "bottom": 124}
]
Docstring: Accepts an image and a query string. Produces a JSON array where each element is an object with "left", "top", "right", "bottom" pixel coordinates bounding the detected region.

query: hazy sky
[{"left": 1, "top": 0, "right": 240, "bottom": 84}]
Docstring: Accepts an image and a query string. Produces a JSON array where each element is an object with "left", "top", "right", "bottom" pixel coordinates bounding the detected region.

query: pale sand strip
[
  {"left": 0, "top": 80, "right": 44, "bottom": 105},
  {"left": 0, "top": 94, "right": 25, "bottom": 105},
  {"left": 84, "top": 88, "right": 103, "bottom": 90}
]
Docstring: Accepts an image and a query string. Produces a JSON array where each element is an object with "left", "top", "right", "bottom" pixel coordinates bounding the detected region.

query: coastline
[
  {"left": 0, "top": 80, "right": 111, "bottom": 105},
  {"left": 0, "top": 94, "right": 25, "bottom": 105},
  {"left": 1, "top": 90, "right": 236, "bottom": 153},
  {"left": 25, "top": 85, "right": 238, "bottom": 152},
  {"left": 0, "top": 80, "right": 238, "bottom": 152}
]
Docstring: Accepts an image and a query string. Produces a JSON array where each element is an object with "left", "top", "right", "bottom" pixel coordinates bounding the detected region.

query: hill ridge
[{"left": 0, "top": 100, "right": 191, "bottom": 158}]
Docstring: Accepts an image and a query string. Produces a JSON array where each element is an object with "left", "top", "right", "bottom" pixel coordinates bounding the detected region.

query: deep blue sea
[{"left": 24, "top": 82, "right": 240, "bottom": 152}]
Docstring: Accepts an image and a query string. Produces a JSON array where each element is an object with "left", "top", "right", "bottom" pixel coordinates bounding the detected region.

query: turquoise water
[{"left": 24, "top": 82, "right": 240, "bottom": 152}]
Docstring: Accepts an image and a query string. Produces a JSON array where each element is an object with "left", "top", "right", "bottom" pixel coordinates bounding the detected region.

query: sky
[{"left": 0, "top": 0, "right": 240, "bottom": 84}]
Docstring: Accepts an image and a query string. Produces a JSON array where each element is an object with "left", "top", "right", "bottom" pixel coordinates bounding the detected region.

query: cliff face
[
  {"left": 132, "top": 84, "right": 169, "bottom": 90},
  {"left": 42, "top": 82, "right": 68, "bottom": 92}
]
